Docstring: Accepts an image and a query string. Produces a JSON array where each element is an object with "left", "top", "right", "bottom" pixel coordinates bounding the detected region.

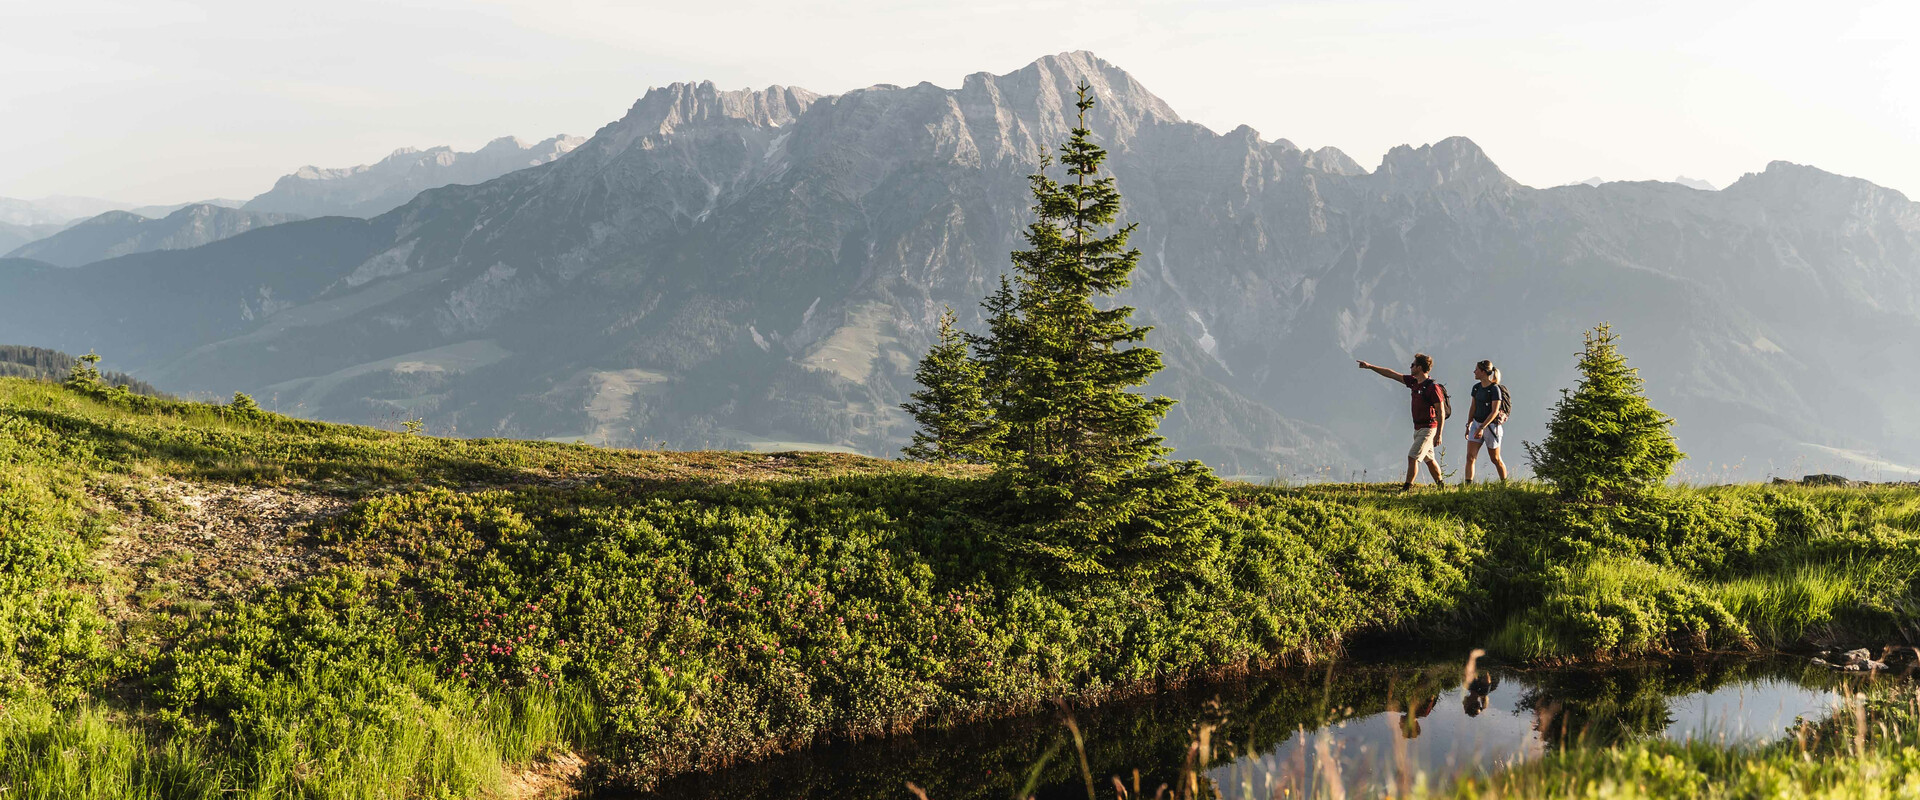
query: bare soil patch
[
  {"left": 94, "top": 477, "right": 349, "bottom": 620},
  {"left": 497, "top": 750, "right": 586, "bottom": 800}
]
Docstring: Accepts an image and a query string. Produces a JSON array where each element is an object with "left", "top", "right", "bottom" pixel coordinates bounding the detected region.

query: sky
[{"left": 4, "top": 0, "right": 1917, "bottom": 206}]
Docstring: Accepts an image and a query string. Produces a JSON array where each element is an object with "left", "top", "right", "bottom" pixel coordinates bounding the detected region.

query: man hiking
[
  {"left": 1464, "top": 359, "right": 1509, "bottom": 484},
  {"left": 1357, "top": 354, "right": 1448, "bottom": 490}
]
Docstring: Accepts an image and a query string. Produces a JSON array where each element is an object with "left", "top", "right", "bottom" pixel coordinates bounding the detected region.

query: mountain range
[
  {"left": 1, "top": 137, "right": 582, "bottom": 266},
  {"left": 242, "top": 135, "right": 586, "bottom": 218},
  {"left": 4, "top": 204, "right": 303, "bottom": 267},
  {"left": 3, "top": 52, "right": 1914, "bottom": 479}
]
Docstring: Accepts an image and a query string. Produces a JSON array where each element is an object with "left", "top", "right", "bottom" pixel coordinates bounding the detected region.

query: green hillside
[
  {"left": 3, "top": 376, "right": 1919, "bottom": 796},
  {"left": 0, "top": 344, "right": 164, "bottom": 397}
]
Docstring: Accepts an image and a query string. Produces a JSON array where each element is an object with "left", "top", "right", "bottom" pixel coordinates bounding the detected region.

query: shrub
[
  {"left": 1527, "top": 324, "right": 1683, "bottom": 503},
  {"left": 1488, "top": 555, "right": 1750, "bottom": 660}
]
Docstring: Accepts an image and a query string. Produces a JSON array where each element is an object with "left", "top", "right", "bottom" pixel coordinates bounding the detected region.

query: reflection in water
[{"left": 619, "top": 656, "right": 1854, "bottom": 799}]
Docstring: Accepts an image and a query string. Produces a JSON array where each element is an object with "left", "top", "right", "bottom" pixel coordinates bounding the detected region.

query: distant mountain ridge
[
  {"left": 3, "top": 52, "right": 1915, "bottom": 479},
  {"left": 0, "top": 195, "right": 133, "bottom": 226},
  {"left": 0, "top": 135, "right": 579, "bottom": 261},
  {"left": 242, "top": 135, "right": 586, "bottom": 218},
  {"left": 0, "top": 195, "right": 244, "bottom": 228},
  {"left": 5, "top": 204, "right": 303, "bottom": 267},
  {"left": 0, "top": 220, "right": 73, "bottom": 254}
]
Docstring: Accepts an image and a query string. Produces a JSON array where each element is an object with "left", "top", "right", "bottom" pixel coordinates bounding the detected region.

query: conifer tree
[
  {"left": 63, "top": 351, "right": 103, "bottom": 392},
  {"left": 901, "top": 307, "right": 999, "bottom": 463},
  {"left": 1527, "top": 323, "right": 1684, "bottom": 502},
  {"left": 979, "top": 86, "right": 1220, "bottom": 574}
]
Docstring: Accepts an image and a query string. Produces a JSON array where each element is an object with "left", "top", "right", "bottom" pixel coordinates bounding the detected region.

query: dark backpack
[
  {"left": 1431, "top": 381, "right": 1453, "bottom": 421},
  {"left": 1496, "top": 384, "right": 1513, "bottom": 421}
]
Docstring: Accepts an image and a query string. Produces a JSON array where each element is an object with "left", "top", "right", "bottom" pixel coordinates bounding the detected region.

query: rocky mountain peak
[
  {"left": 952, "top": 51, "right": 1181, "bottom": 152},
  {"left": 578, "top": 83, "right": 821, "bottom": 168},
  {"left": 1724, "top": 161, "right": 1919, "bottom": 226},
  {"left": 1305, "top": 146, "right": 1365, "bottom": 176},
  {"left": 1376, "top": 136, "right": 1515, "bottom": 195},
  {"left": 250, "top": 135, "right": 584, "bottom": 218},
  {"left": 1730, "top": 160, "right": 1906, "bottom": 198},
  {"left": 474, "top": 134, "right": 585, "bottom": 161},
  {"left": 625, "top": 82, "right": 820, "bottom": 135}
]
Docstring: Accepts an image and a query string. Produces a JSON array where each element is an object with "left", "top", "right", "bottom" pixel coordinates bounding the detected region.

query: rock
[
  {"left": 1811, "top": 657, "right": 1831, "bottom": 667},
  {"left": 1844, "top": 648, "right": 1873, "bottom": 662},
  {"left": 1803, "top": 474, "right": 1858, "bottom": 487},
  {"left": 1864, "top": 660, "right": 1889, "bottom": 671},
  {"left": 1772, "top": 477, "right": 1798, "bottom": 485}
]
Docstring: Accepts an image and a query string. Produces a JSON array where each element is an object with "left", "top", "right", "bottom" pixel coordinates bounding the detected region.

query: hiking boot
[{"left": 1397, "top": 482, "right": 1414, "bottom": 492}]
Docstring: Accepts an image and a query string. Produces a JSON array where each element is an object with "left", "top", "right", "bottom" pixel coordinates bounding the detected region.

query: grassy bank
[
  {"left": 2, "top": 377, "right": 1917, "bottom": 795},
  {"left": 1446, "top": 674, "right": 1920, "bottom": 800},
  {"left": 1266, "top": 481, "right": 1920, "bottom": 662}
]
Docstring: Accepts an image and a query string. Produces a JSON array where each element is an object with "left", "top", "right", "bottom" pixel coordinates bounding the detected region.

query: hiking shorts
[
  {"left": 1408, "top": 427, "right": 1438, "bottom": 461},
  {"left": 1468, "top": 420, "right": 1504, "bottom": 450}
]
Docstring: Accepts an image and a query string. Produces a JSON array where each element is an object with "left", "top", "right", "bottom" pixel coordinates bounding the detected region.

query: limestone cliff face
[{"left": 5, "top": 52, "right": 1917, "bottom": 476}]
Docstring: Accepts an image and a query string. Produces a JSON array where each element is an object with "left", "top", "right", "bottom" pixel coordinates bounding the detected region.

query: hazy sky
[{"left": 5, "top": 0, "right": 1917, "bottom": 205}]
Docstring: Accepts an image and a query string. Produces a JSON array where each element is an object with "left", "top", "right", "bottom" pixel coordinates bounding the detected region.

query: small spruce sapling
[
  {"left": 63, "top": 351, "right": 104, "bottom": 392},
  {"left": 1526, "top": 323, "right": 1684, "bottom": 503},
  {"left": 226, "top": 392, "right": 267, "bottom": 423},
  {"left": 901, "top": 307, "right": 1000, "bottom": 463}
]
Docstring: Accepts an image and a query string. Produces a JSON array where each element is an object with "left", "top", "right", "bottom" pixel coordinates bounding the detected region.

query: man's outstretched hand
[{"left": 1357, "top": 360, "right": 1400, "bottom": 381}]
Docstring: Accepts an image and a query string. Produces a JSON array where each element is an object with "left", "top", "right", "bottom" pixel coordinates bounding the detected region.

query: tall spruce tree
[
  {"left": 980, "top": 86, "right": 1221, "bottom": 574},
  {"left": 901, "top": 307, "right": 999, "bottom": 463},
  {"left": 1527, "top": 323, "right": 1684, "bottom": 502}
]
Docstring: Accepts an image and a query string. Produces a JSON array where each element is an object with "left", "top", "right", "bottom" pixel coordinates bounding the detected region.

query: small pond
[{"left": 621, "top": 654, "right": 1865, "bottom": 799}]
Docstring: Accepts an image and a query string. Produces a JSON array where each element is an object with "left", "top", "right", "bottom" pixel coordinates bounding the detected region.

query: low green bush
[
  {"left": 1486, "top": 556, "right": 1749, "bottom": 660},
  {"left": 280, "top": 477, "right": 1480, "bottom": 782},
  {"left": 4, "top": 376, "right": 1920, "bottom": 795}
]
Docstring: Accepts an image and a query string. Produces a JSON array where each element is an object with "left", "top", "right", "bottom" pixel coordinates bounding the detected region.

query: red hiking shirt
[{"left": 1401, "top": 375, "right": 1444, "bottom": 429}]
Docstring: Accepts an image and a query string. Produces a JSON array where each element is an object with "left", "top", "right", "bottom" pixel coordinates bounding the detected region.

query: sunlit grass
[{"left": 5, "top": 375, "right": 1920, "bottom": 797}]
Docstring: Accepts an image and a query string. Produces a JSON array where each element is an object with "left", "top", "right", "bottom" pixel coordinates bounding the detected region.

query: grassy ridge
[
  {"left": 1275, "top": 481, "right": 1920, "bottom": 661},
  {"left": 2, "top": 377, "right": 1918, "bottom": 795},
  {"left": 0, "top": 379, "right": 1476, "bottom": 793}
]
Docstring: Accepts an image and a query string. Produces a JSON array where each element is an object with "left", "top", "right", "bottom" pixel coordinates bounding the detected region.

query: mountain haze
[
  {"left": 4, "top": 52, "right": 1915, "bottom": 478},
  {"left": 5, "top": 204, "right": 304, "bottom": 267},
  {"left": 0, "top": 221, "right": 70, "bottom": 254},
  {"left": 0, "top": 195, "right": 132, "bottom": 226},
  {"left": 243, "top": 135, "right": 586, "bottom": 218}
]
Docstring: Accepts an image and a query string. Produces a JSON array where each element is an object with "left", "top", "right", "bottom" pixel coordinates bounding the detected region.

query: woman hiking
[{"left": 1463, "top": 360, "right": 1509, "bottom": 484}]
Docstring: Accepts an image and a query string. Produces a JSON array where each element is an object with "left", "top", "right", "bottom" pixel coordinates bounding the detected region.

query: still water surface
[{"left": 624, "top": 656, "right": 1855, "bottom": 799}]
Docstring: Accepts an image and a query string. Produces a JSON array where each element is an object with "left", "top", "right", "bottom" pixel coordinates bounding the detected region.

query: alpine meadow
[{"left": 3, "top": 20, "right": 1920, "bottom": 800}]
